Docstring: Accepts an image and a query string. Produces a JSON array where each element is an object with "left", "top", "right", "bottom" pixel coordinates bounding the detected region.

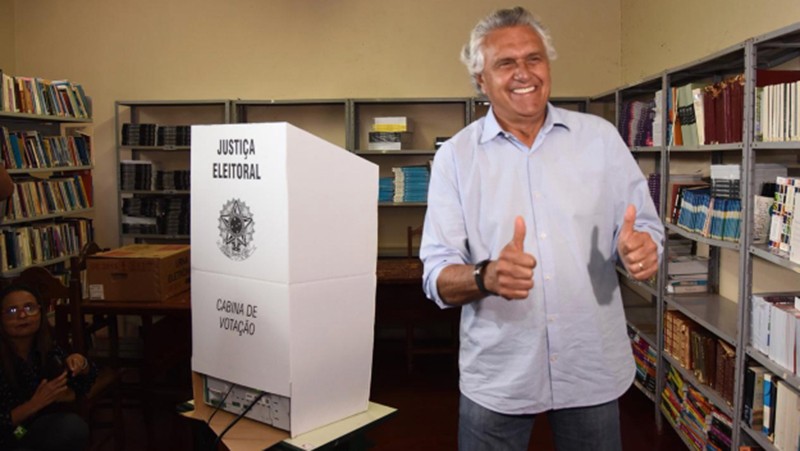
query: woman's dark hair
[{"left": 0, "top": 282, "right": 55, "bottom": 390}]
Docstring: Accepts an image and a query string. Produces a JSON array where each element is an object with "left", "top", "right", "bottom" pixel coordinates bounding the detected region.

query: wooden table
[
  {"left": 375, "top": 258, "right": 459, "bottom": 372},
  {"left": 60, "top": 291, "right": 192, "bottom": 447}
]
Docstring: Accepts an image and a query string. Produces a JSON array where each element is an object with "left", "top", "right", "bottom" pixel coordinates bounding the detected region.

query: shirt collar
[{"left": 479, "top": 103, "right": 569, "bottom": 145}]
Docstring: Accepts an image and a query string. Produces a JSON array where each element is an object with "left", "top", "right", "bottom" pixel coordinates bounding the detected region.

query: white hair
[{"left": 461, "top": 6, "right": 558, "bottom": 92}]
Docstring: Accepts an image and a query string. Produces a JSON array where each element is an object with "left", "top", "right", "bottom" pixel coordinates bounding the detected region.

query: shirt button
[
  {"left": 534, "top": 192, "right": 542, "bottom": 199},
  {"left": 550, "top": 355, "right": 558, "bottom": 363},
  {"left": 540, "top": 233, "right": 547, "bottom": 239},
  {"left": 547, "top": 315, "right": 555, "bottom": 323},
  {"left": 544, "top": 275, "right": 552, "bottom": 281}
]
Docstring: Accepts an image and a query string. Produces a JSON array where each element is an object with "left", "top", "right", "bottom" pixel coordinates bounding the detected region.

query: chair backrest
[
  {"left": 65, "top": 242, "right": 105, "bottom": 354},
  {"left": 407, "top": 225, "right": 423, "bottom": 258},
  {"left": 16, "top": 266, "right": 72, "bottom": 349}
]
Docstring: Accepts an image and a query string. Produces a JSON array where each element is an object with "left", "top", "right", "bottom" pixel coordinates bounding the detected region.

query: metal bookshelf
[
  {"left": 114, "top": 100, "right": 231, "bottom": 245},
  {"left": 593, "top": 21, "right": 800, "bottom": 449}
]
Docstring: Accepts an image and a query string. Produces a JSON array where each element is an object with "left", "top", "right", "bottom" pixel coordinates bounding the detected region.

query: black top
[{"left": 0, "top": 344, "right": 97, "bottom": 448}]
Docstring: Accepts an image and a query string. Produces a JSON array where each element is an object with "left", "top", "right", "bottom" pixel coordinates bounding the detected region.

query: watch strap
[{"left": 474, "top": 259, "right": 497, "bottom": 296}]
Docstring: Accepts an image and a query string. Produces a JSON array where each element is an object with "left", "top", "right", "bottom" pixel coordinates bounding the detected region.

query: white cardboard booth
[{"left": 189, "top": 122, "right": 378, "bottom": 446}]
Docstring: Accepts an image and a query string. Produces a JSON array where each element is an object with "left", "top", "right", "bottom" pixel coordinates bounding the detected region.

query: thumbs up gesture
[
  {"left": 617, "top": 204, "right": 658, "bottom": 281},
  {"left": 488, "top": 216, "right": 537, "bottom": 300}
]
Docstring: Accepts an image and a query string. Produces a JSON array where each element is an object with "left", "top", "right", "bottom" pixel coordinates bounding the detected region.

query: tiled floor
[{"left": 91, "top": 339, "right": 686, "bottom": 450}]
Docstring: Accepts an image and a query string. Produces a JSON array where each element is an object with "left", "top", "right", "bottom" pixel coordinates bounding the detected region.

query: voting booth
[{"left": 189, "top": 122, "right": 378, "bottom": 441}]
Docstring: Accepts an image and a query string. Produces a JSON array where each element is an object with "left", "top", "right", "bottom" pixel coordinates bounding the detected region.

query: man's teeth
[{"left": 513, "top": 86, "right": 536, "bottom": 94}]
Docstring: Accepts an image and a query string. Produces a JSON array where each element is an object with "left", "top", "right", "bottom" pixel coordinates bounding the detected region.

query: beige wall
[
  {"left": 0, "top": 0, "right": 14, "bottom": 73},
  {"left": 8, "top": 0, "right": 800, "bottom": 250},
  {"left": 11, "top": 0, "right": 622, "bottom": 247},
  {"left": 621, "top": 0, "right": 800, "bottom": 84}
]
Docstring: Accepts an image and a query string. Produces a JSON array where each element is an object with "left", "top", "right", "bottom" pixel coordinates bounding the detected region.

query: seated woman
[{"left": 0, "top": 282, "right": 97, "bottom": 451}]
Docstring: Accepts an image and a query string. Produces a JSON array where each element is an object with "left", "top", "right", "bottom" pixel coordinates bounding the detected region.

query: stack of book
[
  {"left": 368, "top": 117, "right": 412, "bottom": 151},
  {"left": 121, "top": 123, "right": 158, "bottom": 146},
  {"left": 119, "top": 160, "right": 154, "bottom": 191},
  {"left": 749, "top": 292, "right": 799, "bottom": 361},
  {"left": 378, "top": 177, "right": 394, "bottom": 203},
  {"left": 675, "top": 186, "right": 741, "bottom": 242},
  {"left": 156, "top": 170, "right": 190, "bottom": 191},
  {"left": 755, "top": 69, "right": 800, "bottom": 143},
  {"left": 647, "top": 172, "right": 660, "bottom": 213},
  {"left": 666, "top": 255, "right": 709, "bottom": 294},
  {"left": 709, "top": 164, "right": 740, "bottom": 199},
  {"left": 392, "top": 165, "right": 429, "bottom": 203},
  {"left": 680, "top": 385, "right": 713, "bottom": 449},
  {"left": 629, "top": 331, "right": 656, "bottom": 394},
  {"left": 157, "top": 125, "right": 191, "bottom": 146},
  {"left": 160, "top": 197, "right": 190, "bottom": 236},
  {"left": 661, "top": 365, "right": 683, "bottom": 427}
]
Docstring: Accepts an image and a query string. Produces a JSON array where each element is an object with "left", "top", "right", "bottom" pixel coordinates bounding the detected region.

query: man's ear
[{"left": 476, "top": 74, "right": 486, "bottom": 94}]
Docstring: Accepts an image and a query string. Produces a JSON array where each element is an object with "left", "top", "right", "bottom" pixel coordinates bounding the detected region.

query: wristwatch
[{"left": 474, "top": 259, "right": 497, "bottom": 296}]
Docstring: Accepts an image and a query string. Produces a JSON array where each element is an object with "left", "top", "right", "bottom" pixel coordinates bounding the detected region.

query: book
[
  {"left": 742, "top": 365, "right": 767, "bottom": 430},
  {"left": 676, "top": 83, "right": 700, "bottom": 147},
  {"left": 763, "top": 372, "right": 777, "bottom": 440}
]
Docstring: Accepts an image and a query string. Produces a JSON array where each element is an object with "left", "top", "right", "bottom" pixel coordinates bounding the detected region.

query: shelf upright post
[{"left": 732, "top": 38, "right": 757, "bottom": 449}]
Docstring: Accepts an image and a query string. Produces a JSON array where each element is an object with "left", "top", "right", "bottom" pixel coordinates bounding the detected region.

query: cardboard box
[{"left": 87, "top": 244, "right": 190, "bottom": 302}]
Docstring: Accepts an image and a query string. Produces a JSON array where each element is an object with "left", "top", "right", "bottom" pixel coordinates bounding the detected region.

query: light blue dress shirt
[{"left": 420, "top": 104, "right": 664, "bottom": 415}]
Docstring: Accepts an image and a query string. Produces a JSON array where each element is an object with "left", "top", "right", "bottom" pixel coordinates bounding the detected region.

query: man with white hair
[{"left": 420, "top": 6, "right": 664, "bottom": 451}]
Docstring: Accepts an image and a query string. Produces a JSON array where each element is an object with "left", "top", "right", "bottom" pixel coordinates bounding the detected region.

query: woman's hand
[
  {"left": 65, "top": 353, "right": 90, "bottom": 376},
  {"left": 11, "top": 373, "right": 71, "bottom": 425},
  {"left": 30, "top": 372, "right": 70, "bottom": 409}
]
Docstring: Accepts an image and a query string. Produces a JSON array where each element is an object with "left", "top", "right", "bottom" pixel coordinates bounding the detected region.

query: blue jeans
[{"left": 459, "top": 393, "right": 622, "bottom": 451}]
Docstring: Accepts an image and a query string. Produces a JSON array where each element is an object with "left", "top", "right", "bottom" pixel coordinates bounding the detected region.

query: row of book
[
  {"left": 4, "top": 176, "right": 92, "bottom": 222},
  {"left": 661, "top": 364, "right": 733, "bottom": 451},
  {"left": 0, "top": 127, "right": 91, "bottom": 170},
  {"left": 671, "top": 76, "right": 744, "bottom": 147},
  {"left": 674, "top": 186, "right": 742, "bottom": 241},
  {"left": 121, "top": 124, "right": 192, "bottom": 147},
  {"left": 120, "top": 161, "right": 190, "bottom": 191},
  {"left": 768, "top": 176, "right": 800, "bottom": 263},
  {"left": 629, "top": 330, "right": 656, "bottom": 395},
  {"left": 0, "top": 71, "right": 91, "bottom": 119},
  {"left": 622, "top": 69, "right": 800, "bottom": 147},
  {"left": 0, "top": 218, "right": 93, "bottom": 272},
  {"left": 741, "top": 364, "right": 800, "bottom": 449},
  {"left": 664, "top": 310, "right": 736, "bottom": 405},
  {"left": 122, "top": 197, "right": 190, "bottom": 236},
  {"left": 622, "top": 76, "right": 745, "bottom": 148},
  {"left": 749, "top": 292, "right": 800, "bottom": 374},
  {"left": 755, "top": 68, "right": 800, "bottom": 143}
]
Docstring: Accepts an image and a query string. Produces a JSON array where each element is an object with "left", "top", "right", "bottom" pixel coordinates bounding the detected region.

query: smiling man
[{"left": 419, "top": 7, "right": 664, "bottom": 451}]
